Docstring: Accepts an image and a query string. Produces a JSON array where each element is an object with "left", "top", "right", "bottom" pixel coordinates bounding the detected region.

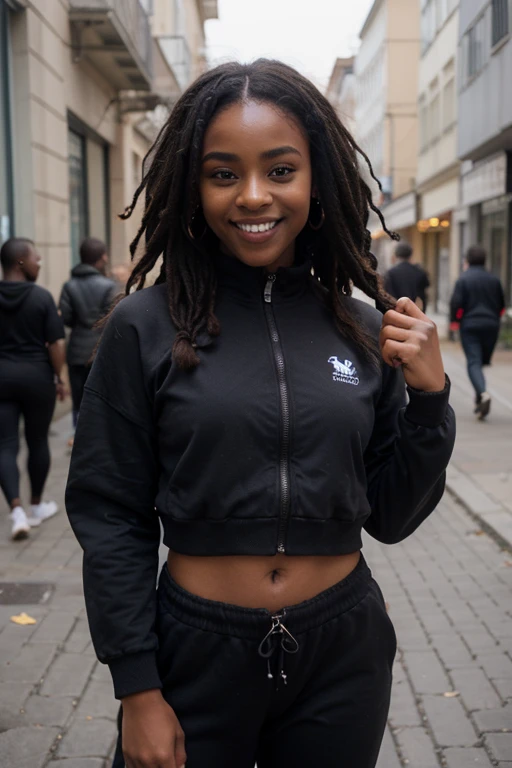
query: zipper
[{"left": 264, "top": 273, "right": 291, "bottom": 555}]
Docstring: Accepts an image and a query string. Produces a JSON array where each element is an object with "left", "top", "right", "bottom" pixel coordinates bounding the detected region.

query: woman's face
[{"left": 199, "top": 100, "right": 312, "bottom": 272}]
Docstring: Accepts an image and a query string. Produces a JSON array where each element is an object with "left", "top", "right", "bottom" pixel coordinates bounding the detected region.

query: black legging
[{"left": 0, "top": 362, "right": 56, "bottom": 505}]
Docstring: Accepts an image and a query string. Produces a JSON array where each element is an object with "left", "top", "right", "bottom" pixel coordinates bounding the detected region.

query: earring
[
  {"left": 186, "top": 207, "right": 208, "bottom": 241},
  {"left": 308, "top": 198, "right": 325, "bottom": 231}
]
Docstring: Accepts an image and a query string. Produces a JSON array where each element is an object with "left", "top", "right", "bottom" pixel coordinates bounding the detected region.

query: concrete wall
[{"left": 458, "top": 1, "right": 512, "bottom": 159}]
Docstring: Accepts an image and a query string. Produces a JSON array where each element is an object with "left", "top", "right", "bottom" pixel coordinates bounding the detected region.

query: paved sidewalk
[
  {"left": 1, "top": 359, "right": 512, "bottom": 766},
  {"left": 442, "top": 344, "right": 512, "bottom": 549}
]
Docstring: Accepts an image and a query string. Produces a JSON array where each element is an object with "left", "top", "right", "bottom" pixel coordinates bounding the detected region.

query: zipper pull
[{"left": 264, "top": 273, "right": 276, "bottom": 303}]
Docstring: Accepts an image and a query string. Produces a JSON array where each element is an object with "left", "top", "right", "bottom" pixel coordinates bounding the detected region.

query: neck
[{"left": 3, "top": 269, "right": 26, "bottom": 282}]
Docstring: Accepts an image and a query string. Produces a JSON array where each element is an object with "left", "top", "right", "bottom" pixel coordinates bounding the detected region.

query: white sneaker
[
  {"left": 10, "top": 506, "right": 30, "bottom": 541},
  {"left": 28, "top": 500, "right": 59, "bottom": 526}
]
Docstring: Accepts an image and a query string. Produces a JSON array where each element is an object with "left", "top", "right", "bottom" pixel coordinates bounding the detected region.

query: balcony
[
  {"left": 197, "top": 0, "right": 218, "bottom": 22},
  {"left": 157, "top": 35, "right": 192, "bottom": 92},
  {"left": 69, "top": 0, "right": 152, "bottom": 91}
]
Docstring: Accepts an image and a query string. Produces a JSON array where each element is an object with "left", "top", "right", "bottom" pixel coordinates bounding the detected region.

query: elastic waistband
[{"left": 158, "top": 554, "right": 372, "bottom": 640}]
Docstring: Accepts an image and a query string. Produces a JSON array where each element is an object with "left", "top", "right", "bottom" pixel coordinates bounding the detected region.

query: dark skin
[
  {"left": 121, "top": 101, "right": 446, "bottom": 768},
  {"left": 2, "top": 244, "right": 67, "bottom": 510}
]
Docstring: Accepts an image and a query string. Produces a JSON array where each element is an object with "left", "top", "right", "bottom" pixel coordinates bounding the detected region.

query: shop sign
[{"left": 461, "top": 153, "right": 508, "bottom": 207}]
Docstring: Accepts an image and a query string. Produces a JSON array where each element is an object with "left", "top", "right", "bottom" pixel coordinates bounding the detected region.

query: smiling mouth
[{"left": 233, "top": 219, "right": 282, "bottom": 233}]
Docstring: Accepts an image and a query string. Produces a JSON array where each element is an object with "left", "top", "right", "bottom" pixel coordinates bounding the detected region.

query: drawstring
[{"left": 258, "top": 611, "right": 299, "bottom": 687}]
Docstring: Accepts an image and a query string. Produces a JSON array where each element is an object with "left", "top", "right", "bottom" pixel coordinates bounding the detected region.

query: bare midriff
[{"left": 167, "top": 550, "right": 361, "bottom": 613}]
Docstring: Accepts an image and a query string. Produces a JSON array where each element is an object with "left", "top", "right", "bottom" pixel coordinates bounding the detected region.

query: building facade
[
  {"left": 325, "top": 57, "right": 356, "bottom": 137},
  {"left": 416, "top": 0, "right": 460, "bottom": 314},
  {"left": 355, "top": 0, "right": 421, "bottom": 271},
  {"left": 0, "top": 0, "right": 217, "bottom": 298},
  {"left": 458, "top": 0, "right": 512, "bottom": 303}
]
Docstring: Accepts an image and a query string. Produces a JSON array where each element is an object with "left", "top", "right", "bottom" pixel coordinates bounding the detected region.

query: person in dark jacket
[
  {"left": 384, "top": 242, "right": 430, "bottom": 311},
  {"left": 450, "top": 245, "right": 505, "bottom": 419},
  {"left": 0, "top": 238, "right": 66, "bottom": 540},
  {"left": 59, "top": 237, "right": 118, "bottom": 434},
  {"left": 65, "top": 61, "right": 455, "bottom": 768}
]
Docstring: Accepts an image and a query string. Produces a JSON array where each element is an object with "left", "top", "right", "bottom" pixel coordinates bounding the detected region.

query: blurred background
[{"left": 1, "top": 0, "right": 511, "bottom": 331}]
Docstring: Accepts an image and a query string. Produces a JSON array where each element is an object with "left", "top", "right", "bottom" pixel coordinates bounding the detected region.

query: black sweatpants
[
  {"left": 0, "top": 362, "right": 56, "bottom": 504},
  {"left": 113, "top": 555, "right": 396, "bottom": 768},
  {"left": 68, "top": 364, "right": 90, "bottom": 428}
]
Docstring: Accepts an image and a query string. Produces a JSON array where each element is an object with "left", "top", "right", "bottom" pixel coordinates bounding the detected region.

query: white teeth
[{"left": 236, "top": 221, "right": 278, "bottom": 233}]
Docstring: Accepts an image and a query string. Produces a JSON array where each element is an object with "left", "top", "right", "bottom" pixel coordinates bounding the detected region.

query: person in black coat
[
  {"left": 59, "top": 238, "right": 118, "bottom": 433},
  {"left": 384, "top": 242, "right": 430, "bottom": 312},
  {"left": 450, "top": 245, "right": 506, "bottom": 419}
]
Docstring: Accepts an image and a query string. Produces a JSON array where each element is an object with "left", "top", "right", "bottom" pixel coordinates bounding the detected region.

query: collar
[{"left": 213, "top": 249, "right": 312, "bottom": 303}]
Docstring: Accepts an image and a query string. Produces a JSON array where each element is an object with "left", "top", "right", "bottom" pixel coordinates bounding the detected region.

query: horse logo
[{"left": 327, "top": 356, "right": 359, "bottom": 385}]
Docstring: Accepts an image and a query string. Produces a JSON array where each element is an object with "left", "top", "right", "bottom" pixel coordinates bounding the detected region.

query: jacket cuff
[
  {"left": 405, "top": 374, "right": 451, "bottom": 428},
  {"left": 108, "top": 651, "right": 162, "bottom": 700}
]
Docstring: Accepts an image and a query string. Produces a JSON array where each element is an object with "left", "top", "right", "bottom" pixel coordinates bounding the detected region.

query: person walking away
[
  {"left": 0, "top": 238, "right": 66, "bottom": 540},
  {"left": 59, "top": 237, "right": 118, "bottom": 441},
  {"left": 450, "top": 245, "right": 505, "bottom": 419},
  {"left": 384, "top": 242, "right": 430, "bottom": 312}
]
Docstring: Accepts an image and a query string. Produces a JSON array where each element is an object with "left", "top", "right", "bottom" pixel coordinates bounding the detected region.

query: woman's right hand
[{"left": 121, "top": 689, "right": 187, "bottom": 768}]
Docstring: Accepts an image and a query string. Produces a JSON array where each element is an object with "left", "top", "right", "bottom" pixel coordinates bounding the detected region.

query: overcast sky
[{"left": 205, "top": 0, "right": 375, "bottom": 90}]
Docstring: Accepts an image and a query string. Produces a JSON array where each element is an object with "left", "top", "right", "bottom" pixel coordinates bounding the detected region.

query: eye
[
  {"left": 212, "top": 170, "right": 237, "bottom": 181},
  {"left": 269, "top": 166, "right": 295, "bottom": 178}
]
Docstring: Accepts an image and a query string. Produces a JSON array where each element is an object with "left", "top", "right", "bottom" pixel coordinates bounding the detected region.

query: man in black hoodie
[
  {"left": 450, "top": 246, "right": 506, "bottom": 419},
  {"left": 384, "top": 242, "right": 430, "bottom": 312},
  {"left": 59, "top": 238, "right": 118, "bottom": 435}
]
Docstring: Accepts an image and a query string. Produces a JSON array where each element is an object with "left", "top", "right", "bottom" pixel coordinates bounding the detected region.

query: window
[
  {"left": 442, "top": 78, "right": 455, "bottom": 130},
  {"left": 68, "top": 116, "right": 109, "bottom": 266},
  {"left": 419, "top": 96, "right": 428, "bottom": 151},
  {"left": 467, "top": 14, "right": 487, "bottom": 79},
  {"left": 430, "top": 93, "right": 441, "bottom": 142},
  {"left": 421, "top": 0, "right": 436, "bottom": 53},
  {"left": 492, "top": 0, "right": 509, "bottom": 47}
]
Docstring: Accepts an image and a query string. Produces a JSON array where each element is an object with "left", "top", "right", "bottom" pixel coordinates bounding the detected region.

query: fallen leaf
[
  {"left": 10, "top": 612, "right": 37, "bottom": 626},
  {"left": 443, "top": 691, "right": 459, "bottom": 698},
  {"left": 86, "top": 716, "right": 92, "bottom": 720},
  {"left": 474, "top": 530, "right": 485, "bottom": 536}
]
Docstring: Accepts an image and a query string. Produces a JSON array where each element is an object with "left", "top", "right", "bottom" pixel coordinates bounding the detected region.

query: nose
[{"left": 236, "top": 174, "right": 272, "bottom": 211}]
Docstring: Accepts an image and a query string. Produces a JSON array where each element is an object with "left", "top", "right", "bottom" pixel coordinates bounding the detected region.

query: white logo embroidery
[{"left": 328, "top": 356, "right": 359, "bottom": 386}]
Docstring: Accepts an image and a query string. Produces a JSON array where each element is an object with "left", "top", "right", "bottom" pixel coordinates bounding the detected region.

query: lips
[
  {"left": 230, "top": 218, "right": 283, "bottom": 244},
  {"left": 234, "top": 220, "right": 279, "bottom": 233}
]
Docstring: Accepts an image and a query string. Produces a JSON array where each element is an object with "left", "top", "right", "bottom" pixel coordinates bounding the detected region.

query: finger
[
  {"left": 175, "top": 729, "right": 187, "bottom": 768},
  {"left": 395, "top": 296, "right": 426, "bottom": 320},
  {"left": 382, "top": 309, "right": 416, "bottom": 330},
  {"left": 380, "top": 325, "right": 410, "bottom": 345},
  {"left": 381, "top": 340, "right": 420, "bottom": 367}
]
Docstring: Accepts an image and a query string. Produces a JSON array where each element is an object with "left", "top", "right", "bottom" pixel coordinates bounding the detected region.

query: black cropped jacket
[{"left": 66, "top": 253, "right": 455, "bottom": 698}]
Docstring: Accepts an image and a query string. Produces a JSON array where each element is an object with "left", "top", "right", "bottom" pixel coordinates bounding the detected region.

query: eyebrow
[{"left": 202, "top": 145, "right": 302, "bottom": 164}]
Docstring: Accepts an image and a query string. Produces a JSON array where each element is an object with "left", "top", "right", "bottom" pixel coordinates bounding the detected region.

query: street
[{"left": 0, "top": 343, "right": 511, "bottom": 767}]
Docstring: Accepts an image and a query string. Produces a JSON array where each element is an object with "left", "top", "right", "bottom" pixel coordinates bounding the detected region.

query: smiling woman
[{"left": 65, "top": 59, "right": 455, "bottom": 768}]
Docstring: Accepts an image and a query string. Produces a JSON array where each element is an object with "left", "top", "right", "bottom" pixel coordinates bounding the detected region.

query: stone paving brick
[
  {"left": 430, "top": 632, "right": 474, "bottom": 670},
  {"left": 395, "top": 726, "right": 440, "bottom": 767},
  {"left": 422, "top": 694, "right": 478, "bottom": 747},
  {"left": 22, "top": 693, "right": 75, "bottom": 726},
  {"left": 0, "top": 682, "right": 33, "bottom": 730},
  {"left": 402, "top": 650, "right": 451, "bottom": 694},
  {"left": 473, "top": 707, "right": 512, "bottom": 732},
  {"left": 376, "top": 726, "right": 401, "bottom": 768},
  {"left": 39, "top": 652, "right": 96, "bottom": 697},
  {"left": 30, "top": 612, "right": 76, "bottom": 644},
  {"left": 494, "top": 678, "right": 512, "bottom": 701},
  {"left": 0, "top": 725, "right": 59, "bottom": 768},
  {"left": 0, "top": 643, "right": 56, "bottom": 683},
  {"left": 75, "top": 680, "right": 119, "bottom": 721},
  {"left": 57, "top": 716, "right": 117, "bottom": 758},
  {"left": 443, "top": 747, "right": 494, "bottom": 767},
  {"left": 389, "top": 674, "right": 422, "bottom": 727},
  {"left": 477, "top": 653, "right": 512, "bottom": 680},
  {"left": 485, "top": 733, "right": 512, "bottom": 761},
  {"left": 65, "top": 617, "right": 92, "bottom": 654},
  {"left": 450, "top": 667, "right": 501, "bottom": 710}
]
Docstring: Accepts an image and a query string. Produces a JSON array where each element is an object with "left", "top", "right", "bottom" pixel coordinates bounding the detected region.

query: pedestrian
[
  {"left": 384, "top": 242, "right": 430, "bottom": 312},
  {"left": 0, "top": 238, "right": 66, "bottom": 540},
  {"left": 59, "top": 237, "right": 118, "bottom": 444},
  {"left": 66, "top": 60, "right": 456, "bottom": 768},
  {"left": 450, "top": 245, "right": 505, "bottom": 420}
]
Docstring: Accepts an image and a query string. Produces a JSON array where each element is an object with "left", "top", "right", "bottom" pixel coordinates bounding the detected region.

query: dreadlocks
[{"left": 120, "top": 59, "right": 398, "bottom": 369}]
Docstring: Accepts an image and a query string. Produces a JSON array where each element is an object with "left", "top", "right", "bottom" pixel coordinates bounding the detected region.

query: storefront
[
  {"left": 377, "top": 191, "right": 421, "bottom": 273},
  {"left": 461, "top": 152, "right": 512, "bottom": 304}
]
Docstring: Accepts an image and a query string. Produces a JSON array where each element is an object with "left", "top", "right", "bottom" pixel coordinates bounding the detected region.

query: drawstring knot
[{"left": 258, "top": 612, "right": 299, "bottom": 687}]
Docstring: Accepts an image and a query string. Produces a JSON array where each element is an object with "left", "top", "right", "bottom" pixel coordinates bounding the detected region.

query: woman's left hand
[{"left": 380, "top": 297, "right": 446, "bottom": 392}]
